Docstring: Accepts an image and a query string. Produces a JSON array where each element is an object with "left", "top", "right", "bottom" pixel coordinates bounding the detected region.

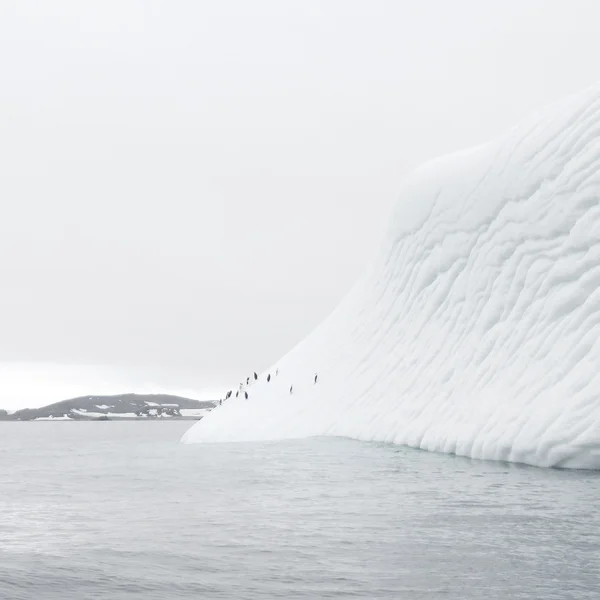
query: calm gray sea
[{"left": 0, "top": 421, "right": 598, "bottom": 599}]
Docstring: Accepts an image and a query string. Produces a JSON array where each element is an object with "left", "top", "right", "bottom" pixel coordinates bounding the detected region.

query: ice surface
[
  {"left": 183, "top": 85, "right": 600, "bottom": 469},
  {"left": 180, "top": 408, "right": 212, "bottom": 417},
  {"left": 71, "top": 410, "right": 139, "bottom": 419},
  {"left": 34, "top": 415, "right": 71, "bottom": 421}
]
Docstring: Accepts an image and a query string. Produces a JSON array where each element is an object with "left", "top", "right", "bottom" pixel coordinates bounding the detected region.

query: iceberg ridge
[{"left": 183, "top": 85, "right": 600, "bottom": 469}]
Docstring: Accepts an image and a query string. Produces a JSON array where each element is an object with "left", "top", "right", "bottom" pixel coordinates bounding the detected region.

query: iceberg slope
[{"left": 183, "top": 85, "right": 600, "bottom": 469}]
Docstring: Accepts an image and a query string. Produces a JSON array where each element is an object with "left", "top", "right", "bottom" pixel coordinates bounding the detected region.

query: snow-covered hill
[
  {"left": 2, "top": 393, "right": 215, "bottom": 421},
  {"left": 183, "top": 84, "right": 600, "bottom": 469}
]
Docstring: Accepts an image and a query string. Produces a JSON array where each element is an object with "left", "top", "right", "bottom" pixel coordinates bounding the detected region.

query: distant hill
[{"left": 0, "top": 393, "right": 216, "bottom": 421}]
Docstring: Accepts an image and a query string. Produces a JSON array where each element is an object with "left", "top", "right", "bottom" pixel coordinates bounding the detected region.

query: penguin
[
  {"left": 244, "top": 391, "right": 248, "bottom": 400},
  {"left": 314, "top": 373, "right": 318, "bottom": 384},
  {"left": 254, "top": 372, "right": 258, "bottom": 380},
  {"left": 267, "top": 374, "right": 271, "bottom": 383},
  {"left": 289, "top": 385, "right": 293, "bottom": 395}
]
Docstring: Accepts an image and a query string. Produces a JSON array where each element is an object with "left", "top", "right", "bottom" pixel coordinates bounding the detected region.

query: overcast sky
[{"left": 1, "top": 0, "right": 599, "bottom": 409}]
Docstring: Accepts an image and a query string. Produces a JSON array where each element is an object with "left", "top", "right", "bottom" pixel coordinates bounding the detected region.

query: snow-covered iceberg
[{"left": 183, "top": 85, "right": 600, "bottom": 469}]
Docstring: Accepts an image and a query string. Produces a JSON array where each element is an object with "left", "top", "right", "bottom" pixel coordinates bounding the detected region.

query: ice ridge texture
[{"left": 183, "top": 85, "right": 600, "bottom": 469}]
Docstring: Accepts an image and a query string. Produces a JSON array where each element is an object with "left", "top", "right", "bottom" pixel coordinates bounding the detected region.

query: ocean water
[{"left": 0, "top": 422, "right": 598, "bottom": 600}]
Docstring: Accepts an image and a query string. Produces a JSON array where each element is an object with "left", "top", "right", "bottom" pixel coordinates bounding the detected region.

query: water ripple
[{"left": 1, "top": 422, "right": 599, "bottom": 599}]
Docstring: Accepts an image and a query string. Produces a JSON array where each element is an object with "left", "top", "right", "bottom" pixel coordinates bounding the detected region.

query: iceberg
[{"left": 183, "top": 85, "right": 600, "bottom": 469}]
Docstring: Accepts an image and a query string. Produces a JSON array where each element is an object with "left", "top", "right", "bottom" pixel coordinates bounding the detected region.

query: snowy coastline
[{"left": 1, "top": 393, "right": 216, "bottom": 422}]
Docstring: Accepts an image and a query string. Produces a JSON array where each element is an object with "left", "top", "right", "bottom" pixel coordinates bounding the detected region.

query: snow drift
[{"left": 183, "top": 85, "right": 600, "bottom": 469}]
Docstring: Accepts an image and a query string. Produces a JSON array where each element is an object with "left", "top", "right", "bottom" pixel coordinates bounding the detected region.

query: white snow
[
  {"left": 35, "top": 414, "right": 71, "bottom": 421},
  {"left": 182, "top": 84, "right": 600, "bottom": 470},
  {"left": 72, "top": 409, "right": 101, "bottom": 417},
  {"left": 180, "top": 408, "right": 211, "bottom": 417},
  {"left": 144, "top": 401, "right": 160, "bottom": 407},
  {"left": 71, "top": 409, "right": 139, "bottom": 419},
  {"left": 95, "top": 405, "right": 113, "bottom": 409},
  {"left": 107, "top": 412, "right": 139, "bottom": 419}
]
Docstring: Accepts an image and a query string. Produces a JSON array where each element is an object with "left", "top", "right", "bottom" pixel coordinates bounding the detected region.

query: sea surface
[{"left": 0, "top": 421, "right": 598, "bottom": 599}]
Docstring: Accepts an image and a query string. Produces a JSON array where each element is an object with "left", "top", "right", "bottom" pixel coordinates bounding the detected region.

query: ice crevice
[{"left": 183, "top": 84, "right": 600, "bottom": 469}]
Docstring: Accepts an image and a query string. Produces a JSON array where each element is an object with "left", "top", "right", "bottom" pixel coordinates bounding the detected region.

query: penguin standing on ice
[
  {"left": 246, "top": 377, "right": 250, "bottom": 385},
  {"left": 276, "top": 368, "right": 279, "bottom": 376},
  {"left": 289, "top": 385, "right": 293, "bottom": 395},
  {"left": 219, "top": 399, "right": 222, "bottom": 406},
  {"left": 314, "top": 373, "right": 318, "bottom": 384},
  {"left": 244, "top": 391, "right": 249, "bottom": 400},
  {"left": 254, "top": 372, "right": 258, "bottom": 381},
  {"left": 267, "top": 374, "right": 271, "bottom": 383},
  {"left": 236, "top": 391, "right": 239, "bottom": 398}
]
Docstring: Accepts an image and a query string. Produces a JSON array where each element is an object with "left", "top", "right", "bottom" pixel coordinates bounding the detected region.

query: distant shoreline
[
  {"left": 0, "top": 416, "right": 204, "bottom": 422},
  {"left": 0, "top": 392, "right": 216, "bottom": 422}
]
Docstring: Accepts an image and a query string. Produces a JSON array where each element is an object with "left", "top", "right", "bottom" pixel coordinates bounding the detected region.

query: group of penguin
[{"left": 218, "top": 370, "right": 318, "bottom": 406}]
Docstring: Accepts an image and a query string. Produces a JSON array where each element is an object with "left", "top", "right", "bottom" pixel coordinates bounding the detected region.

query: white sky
[{"left": 1, "top": 0, "right": 599, "bottom": 409}]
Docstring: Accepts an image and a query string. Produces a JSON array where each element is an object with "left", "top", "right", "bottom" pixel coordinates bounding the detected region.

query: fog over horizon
[{"left": 1, "top": 0, "right": 599, "bottom": 409}]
